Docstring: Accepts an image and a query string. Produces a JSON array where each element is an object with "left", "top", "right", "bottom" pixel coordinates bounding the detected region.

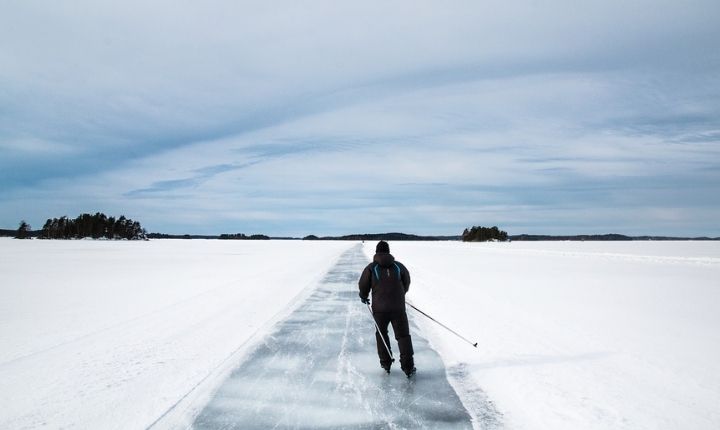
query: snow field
[
  {"left": 2, "top": 238, "right": 718, "bottom": 430},
  {"left": 0, "top": 238, "right": 352, "bottom": 429},
  {"left": 377, "top": 241, "right": 720, "bottom": 430}
]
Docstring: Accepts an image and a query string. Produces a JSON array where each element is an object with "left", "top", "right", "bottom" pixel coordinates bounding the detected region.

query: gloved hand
[{"left": 360, "top": 297, "right": 370, "bottom": 305}]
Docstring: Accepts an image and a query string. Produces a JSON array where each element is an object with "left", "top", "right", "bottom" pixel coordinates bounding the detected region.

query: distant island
[
  {"left": 2, "top": 213, "right": 147, "bottom": 240},
  {"left": 302, "top": 232, "right": 460, "bottom": 241}
]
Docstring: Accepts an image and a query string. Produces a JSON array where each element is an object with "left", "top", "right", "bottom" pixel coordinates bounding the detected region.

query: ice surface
[
  {"left": 2, "top": 238, "right": 718, "bottom": 429},
  {"left": 192, "top": 245, "right": 495, "bottom": 429}
]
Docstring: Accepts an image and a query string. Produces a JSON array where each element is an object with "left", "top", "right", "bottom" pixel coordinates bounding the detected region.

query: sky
[{"left": 1, "top": 1, "right": 719, "bottom": 237}]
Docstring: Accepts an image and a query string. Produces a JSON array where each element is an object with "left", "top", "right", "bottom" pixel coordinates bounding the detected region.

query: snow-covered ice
[
  {"left": 0, "top": 238, "right": 351, "bottom": 429},
  {"left": 383, "top": 241, "right": 720, "bottom": 430},
  {"left": 1, "top": 238, "right": 719, "bottom": 429}
]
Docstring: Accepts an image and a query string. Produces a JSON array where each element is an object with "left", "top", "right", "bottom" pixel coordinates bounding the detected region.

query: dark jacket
[{"left": 358, "top": 252, "right": 411, "bottom": 312}]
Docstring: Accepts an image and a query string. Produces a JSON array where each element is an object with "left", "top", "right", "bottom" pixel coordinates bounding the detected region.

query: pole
[
  {"left": 406, "top": 302, "right": 478, "bottom": 348},
  {"left": 366, "top": 303, "right": 395, "bottom": 362}
]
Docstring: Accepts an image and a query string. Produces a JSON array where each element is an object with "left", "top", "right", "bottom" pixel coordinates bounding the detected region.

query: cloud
[
  {"left": 1, "top": 1, "right": 719, "bottom": 236},
  {"left": 0, "top": 137, "right": 76, "bottom": 155},
  {"left": 124, "top": 161, "right": 262, "bottom": 197}
]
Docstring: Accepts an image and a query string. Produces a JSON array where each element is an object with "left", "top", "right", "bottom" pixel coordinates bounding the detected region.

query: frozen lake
[{"left": 1, "top": 238, "right": 718, "bottom": 429}]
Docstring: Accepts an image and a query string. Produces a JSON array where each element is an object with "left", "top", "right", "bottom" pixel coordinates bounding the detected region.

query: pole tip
[{"left": 473, "top": 343, "right": 478, "bottom": 348}]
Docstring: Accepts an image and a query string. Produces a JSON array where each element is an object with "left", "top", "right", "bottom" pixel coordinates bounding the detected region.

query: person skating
[{"left": 358, "top": 240, "right": 416, "bottom": 377}]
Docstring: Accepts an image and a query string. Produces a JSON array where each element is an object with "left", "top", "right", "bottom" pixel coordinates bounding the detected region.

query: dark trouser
[{"left": 373, "top": 311, "right": 414, "bottom": 372}]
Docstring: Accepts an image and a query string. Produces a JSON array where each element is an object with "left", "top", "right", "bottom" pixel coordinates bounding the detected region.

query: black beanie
[{"left": 376, "top": 240, "right": 390, "bottom": 254}]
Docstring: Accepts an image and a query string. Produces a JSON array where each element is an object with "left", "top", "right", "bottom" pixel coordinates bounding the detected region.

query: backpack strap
[
  {"left": 372, "top": 263, "right": 380, "bottom": 280},
  {"left": 373, "top": 262, "right": 401, "bottom": 281}
]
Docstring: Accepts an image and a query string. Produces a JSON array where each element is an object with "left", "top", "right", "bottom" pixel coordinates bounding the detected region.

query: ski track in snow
[{"left": 190, "top": 245, "right": 501, "bottom": 429}]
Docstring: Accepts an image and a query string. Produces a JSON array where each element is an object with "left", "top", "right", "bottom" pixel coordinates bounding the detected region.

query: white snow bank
[
  {"left": 0, "top": 238, "right": 352, "bottom": 429},
  {"left": 369, "top": 241, "right": 720, "bottom": 430}
]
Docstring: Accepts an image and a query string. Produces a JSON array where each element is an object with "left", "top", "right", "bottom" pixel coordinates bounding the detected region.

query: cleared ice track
[{"left": 192, "top": 244, "right": 477, "bottom": 429}]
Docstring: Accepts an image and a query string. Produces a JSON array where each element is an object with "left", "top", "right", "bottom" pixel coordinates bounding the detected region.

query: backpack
[
  {"left": 371, "top": 262, "right": 405, "bottom": 312},
  {"left": 373, "top": 262, "right": 401, "bottom": 282}
]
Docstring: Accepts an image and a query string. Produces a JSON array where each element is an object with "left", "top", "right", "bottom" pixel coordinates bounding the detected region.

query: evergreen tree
[
  {"left": 105, "top": 217, "right": 116, "bottom": 239},
  {"left": 15, "top": 220, "right": 31, "bottom": 239}
]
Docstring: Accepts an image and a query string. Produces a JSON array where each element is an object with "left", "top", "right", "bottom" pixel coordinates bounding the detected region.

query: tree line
[
  {"left": 218, "top": 233, "right": 270, "bottom": 240},
  {"left": 38, "top": 213, "right": 146, "bottom": 240},
  {"left": 302, "top": 232, "right": 460, "bottom": 241},
  {"left": 462, "top": 225, "right": 508, "bottom": 242}
]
